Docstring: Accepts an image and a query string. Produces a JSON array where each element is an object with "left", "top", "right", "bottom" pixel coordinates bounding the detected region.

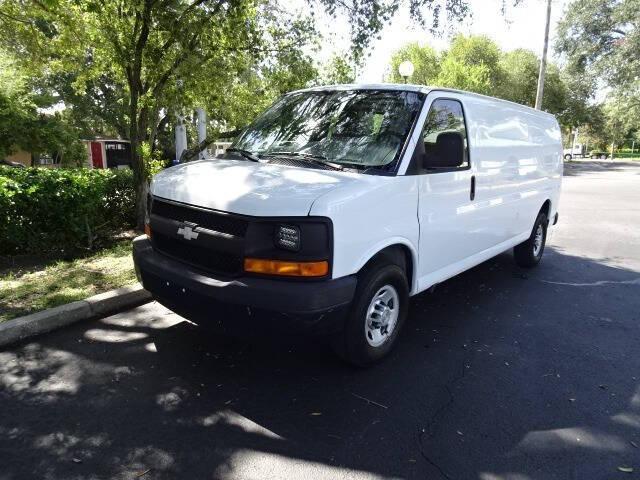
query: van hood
[{"left": 150, "top": 159, "right": 361, "bottom": 217}]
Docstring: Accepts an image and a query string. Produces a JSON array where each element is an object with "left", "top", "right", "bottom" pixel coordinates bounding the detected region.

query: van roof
[{"left": 291, "top": 83, "right": 556, "bottom": 119}]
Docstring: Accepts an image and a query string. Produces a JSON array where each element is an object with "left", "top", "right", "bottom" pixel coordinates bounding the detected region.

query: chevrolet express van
[{"left": 133, "top": 84, "right": 562, "bottom": 365}]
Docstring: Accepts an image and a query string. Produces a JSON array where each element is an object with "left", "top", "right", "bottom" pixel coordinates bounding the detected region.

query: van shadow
[{"left": 1, "top": 247, "right": 639, "bottom": 479}]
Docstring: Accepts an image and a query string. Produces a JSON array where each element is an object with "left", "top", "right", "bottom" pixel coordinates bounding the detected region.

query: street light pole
[{"left": 535, "top": 0, "right": 552, "bottom": 110}]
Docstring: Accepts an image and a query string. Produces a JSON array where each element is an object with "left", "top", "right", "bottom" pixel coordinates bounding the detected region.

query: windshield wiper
[
  {"left": 226, "top": 148, "right": 260, "bottom": 162},
  {"left": 262, "top": 151, "right": 344, "bottom": 171}
]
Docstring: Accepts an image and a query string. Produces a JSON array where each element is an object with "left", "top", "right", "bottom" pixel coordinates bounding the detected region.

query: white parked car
[{"left": 133, "top": 84, "right": 562, "bottom": 365}]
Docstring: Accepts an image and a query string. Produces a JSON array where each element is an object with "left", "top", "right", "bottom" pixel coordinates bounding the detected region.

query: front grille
[
  {"left": 152, "top": 199, "right": 248, "bottom": 237},
  {"left": 153, "top": 232, "right": 242, "bottom": 276}
]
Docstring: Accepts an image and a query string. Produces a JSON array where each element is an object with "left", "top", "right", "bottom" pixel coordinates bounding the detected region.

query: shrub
[{"left": 0, "top": 166, "right": 135, "bottom": 255}]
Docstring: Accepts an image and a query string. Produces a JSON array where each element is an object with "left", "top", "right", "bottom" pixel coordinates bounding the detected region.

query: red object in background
[{"left": 90, "top": 142, "right": 103, "bottom": 169}]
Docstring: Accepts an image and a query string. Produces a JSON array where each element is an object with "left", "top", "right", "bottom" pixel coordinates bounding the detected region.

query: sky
[{"left": 307, "top": 0, "right": 571, "bottom": 82}]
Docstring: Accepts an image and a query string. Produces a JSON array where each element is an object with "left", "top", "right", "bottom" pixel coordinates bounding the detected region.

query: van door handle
[{"left": 470, "top": 175, "right": 476, "bottom": 201}]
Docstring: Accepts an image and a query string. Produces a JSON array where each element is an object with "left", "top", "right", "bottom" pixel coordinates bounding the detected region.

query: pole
[
  {"left": 535, "top": 0, "right": 552, "bottom": 110},
  {"left": 571, "top": 127, "right": 579, "bottom": 157},
  {"left": 174, "top": 112, "right": 187, "bottom": 164},
  {"left": 196, "top": 108, "right": 207, "bottom": 159}
]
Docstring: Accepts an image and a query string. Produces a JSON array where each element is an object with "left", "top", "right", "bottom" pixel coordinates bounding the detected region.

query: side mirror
[{"left": 425, "top": 132, "right": 465, "bottom": 169}]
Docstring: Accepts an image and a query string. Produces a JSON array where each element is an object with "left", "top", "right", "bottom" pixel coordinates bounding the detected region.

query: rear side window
[{"left": 421, "top": 99, "right": 469, "bottom": 171}]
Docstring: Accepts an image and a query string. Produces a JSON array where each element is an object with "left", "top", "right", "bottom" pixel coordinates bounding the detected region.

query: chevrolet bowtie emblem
[{"left": 177, "top": 225, "right": 199, "bottom": 240}]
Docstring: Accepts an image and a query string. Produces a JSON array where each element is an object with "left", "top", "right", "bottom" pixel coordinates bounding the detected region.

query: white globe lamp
[{"left": 398, "top": 60, "right": 415, "bottom": 83}]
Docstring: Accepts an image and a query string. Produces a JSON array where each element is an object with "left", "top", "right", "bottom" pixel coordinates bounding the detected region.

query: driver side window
[{"left": 421, "top": 99, "right": 469, "bottom": 171}]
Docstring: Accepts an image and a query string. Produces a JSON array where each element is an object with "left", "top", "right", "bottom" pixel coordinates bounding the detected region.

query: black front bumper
[{"left": 133, "top": 236, "right": 356, "bottom": 335}]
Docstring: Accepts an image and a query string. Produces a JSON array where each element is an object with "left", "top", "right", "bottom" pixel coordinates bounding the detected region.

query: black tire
[
  {"left": 514, "top": 212, "right": 548, "bottom": 268},
  {"left": 564, "top": 153, "right": 572, "bottom": 161},
  {"left": 332, "top": 262, "right": 409, "bottom": 366}
]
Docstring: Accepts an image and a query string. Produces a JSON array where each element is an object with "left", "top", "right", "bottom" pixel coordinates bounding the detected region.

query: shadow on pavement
[
  {"left": 563, "top": 160, "right": 640, "bottom": 177},
  {"left": 1, "top": 247, "right": 639, "bottom": 479}
]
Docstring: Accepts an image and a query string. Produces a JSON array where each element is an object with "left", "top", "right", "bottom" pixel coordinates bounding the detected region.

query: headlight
[{"left": 275, "top": 224, "right": 300, "bottom": 251}]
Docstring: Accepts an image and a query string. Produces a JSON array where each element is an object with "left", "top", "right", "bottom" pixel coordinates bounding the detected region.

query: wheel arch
[
  {"left": 354, "top": 240, "right": 418, "bottom": 294},
  {"left": 540, "top": 199, "right": 551, "bottom": 219}
]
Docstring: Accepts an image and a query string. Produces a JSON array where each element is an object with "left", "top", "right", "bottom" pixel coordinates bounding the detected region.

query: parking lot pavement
[{"left": 2, "top": 161, "right": 640, "bottom": 480}]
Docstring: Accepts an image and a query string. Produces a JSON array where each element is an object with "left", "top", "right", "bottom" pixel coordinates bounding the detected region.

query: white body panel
[
  {"left": 309, "top": 175, "right": 420, "bottom": 291},
  {"left": 411, "top": 90, "right": 562, "bottom": 292},
  {"left": 151, "top": 159, "right": 363, "bottom": 217},
  {"left": 151, "top": 84, "right": 563, "bottom": 296}
]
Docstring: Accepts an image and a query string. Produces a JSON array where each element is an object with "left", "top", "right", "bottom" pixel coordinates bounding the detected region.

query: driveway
[{"left": 2, "top": 161, "right": 640, "bottom": 480}]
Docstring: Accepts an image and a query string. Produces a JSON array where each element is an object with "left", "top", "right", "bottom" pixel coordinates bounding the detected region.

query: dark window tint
[{"left": 422, "top": 99, "right": 469, "bottom": 170}]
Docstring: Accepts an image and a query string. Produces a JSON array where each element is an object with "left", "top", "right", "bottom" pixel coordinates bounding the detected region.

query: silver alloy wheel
[
  {"left": 533, "top": 224, "right": 544, "bottom": 257},
  {"left": 364, "top": 284, "right": 400, "bottom": 347}
]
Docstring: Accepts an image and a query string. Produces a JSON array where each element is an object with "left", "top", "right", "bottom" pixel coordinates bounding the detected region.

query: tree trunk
[{"left": 128, "top": 89, "right": 149, "bottom": 231}]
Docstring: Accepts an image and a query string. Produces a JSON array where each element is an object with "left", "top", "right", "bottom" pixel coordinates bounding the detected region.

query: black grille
[
  {"left": 152, "top": 199, "right": 248, "bottom": 237},
  {"left": 152, "top": 233, "right": 242, "bottom": 276}
]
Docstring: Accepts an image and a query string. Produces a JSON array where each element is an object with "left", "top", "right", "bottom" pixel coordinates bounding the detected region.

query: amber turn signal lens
[
  {"left": 244, "top": 258, "right": 329, "bottom": 277},
  {"left": 144, "top": 223, "right": 152, "bottom": 238}
]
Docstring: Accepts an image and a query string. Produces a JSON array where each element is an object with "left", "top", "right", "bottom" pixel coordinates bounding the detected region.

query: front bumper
[{"left": 132, "top": 236, "right": 356, "bottom": 335}]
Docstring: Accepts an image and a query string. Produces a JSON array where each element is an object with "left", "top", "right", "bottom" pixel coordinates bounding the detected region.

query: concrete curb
[{"left": 0, "top": 284, "right": 152, "bottom": 348}]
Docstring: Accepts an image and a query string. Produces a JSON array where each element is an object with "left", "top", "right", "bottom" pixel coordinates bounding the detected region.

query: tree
[
  {"left": 0, "top": 0, "right": 518, "bottom": 227},
  {"left": 556, "top": 0, "right": 639, "bottom": 90},
  {"left": 556, "top": 0, "right": 640, "bottom": 148},
  {"left": 386, "top": 37, "right": 575, "bottom": 121},
  {"left": 498, "top": 49, "right": 569, "bottom": 116},
  {"left": 0, "top": 50, "right": 84, "bottom": 164},
  {"left": 0, "top": 0, "right": 317, "bottom": 226}
]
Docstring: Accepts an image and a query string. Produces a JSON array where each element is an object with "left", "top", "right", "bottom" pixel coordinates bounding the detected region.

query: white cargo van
[{"left": 133, "top": 84, "right": 562, "bottom": 365}]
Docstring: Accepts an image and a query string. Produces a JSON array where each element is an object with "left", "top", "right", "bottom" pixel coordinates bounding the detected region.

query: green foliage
[
  {"left": 0, "top": 166, "right": 135, "bottom": 255},
  {"left": 0, "top": 49, "right": 86, "bottom": 162},
  {"left": 438, "top": 35, "right": 504, "bottom": 95},
  {"left": 557, "top": 0, "right": 640, "bottom": 144},
  {"left": 387, "top": 35, "right": 590, "bottom": 126},
  {"left": 556, "top": 0, "right": 639, "bottom": 88},
  {"left": 436, "top": 55, "right": 493, "bottom": 94},
  {"left": 319, "top": 55, "right": 357, "bottom": 85},
  {"left": 140, "top": 141, "right": 168, "bottom": 177},
  {"left": 387, "top": 42, "right": 440, "bottom": 85},
  {"left": 317, "top": 0, "right": 477, "bottom": 59}
]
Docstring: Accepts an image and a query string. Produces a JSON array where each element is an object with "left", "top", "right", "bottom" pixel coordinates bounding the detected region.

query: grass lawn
[{"left": 0, "top": 241, "right": 137, "bottom": 322}]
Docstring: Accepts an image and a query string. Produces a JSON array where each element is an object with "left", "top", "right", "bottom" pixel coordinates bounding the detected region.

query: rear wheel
[
  {"left": 332, "top": 262, "right": 409, "bottom": 366},
  {"left": 514, "top": 212, "right": 548, "bottom": 268}
]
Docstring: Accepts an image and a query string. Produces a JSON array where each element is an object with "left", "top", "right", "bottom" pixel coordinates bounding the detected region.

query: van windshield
[{"left": 231, "top": 90, "right": 425, "bottom": 170}]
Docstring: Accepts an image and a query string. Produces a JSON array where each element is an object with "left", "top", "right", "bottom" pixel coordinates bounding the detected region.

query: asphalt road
[{"left": 2, "top": 161, "right": 640, "bottom": 480}]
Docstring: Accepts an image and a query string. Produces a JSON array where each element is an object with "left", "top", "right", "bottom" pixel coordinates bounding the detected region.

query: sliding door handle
[{"left": 470, "top": 175, "right": 476, "bottom": 201}]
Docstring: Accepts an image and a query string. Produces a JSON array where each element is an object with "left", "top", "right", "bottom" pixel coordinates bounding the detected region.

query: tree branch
[
  {"left": 0, "top": 10, "right": 33, "bottom": 24},
  {"left": 158, "top": 0, "right": 223, "bottom": 53}
]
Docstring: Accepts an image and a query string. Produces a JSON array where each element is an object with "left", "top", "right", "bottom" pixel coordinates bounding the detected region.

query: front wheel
[
  {"left": 564, "top": 153, "right": 572, "bottom": 161},
  {"left": 514, "top": 212, "right": 548, "bottom": 268},
  {"left": 332, "top": 263, "right": 409, "bottom": 366}
]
